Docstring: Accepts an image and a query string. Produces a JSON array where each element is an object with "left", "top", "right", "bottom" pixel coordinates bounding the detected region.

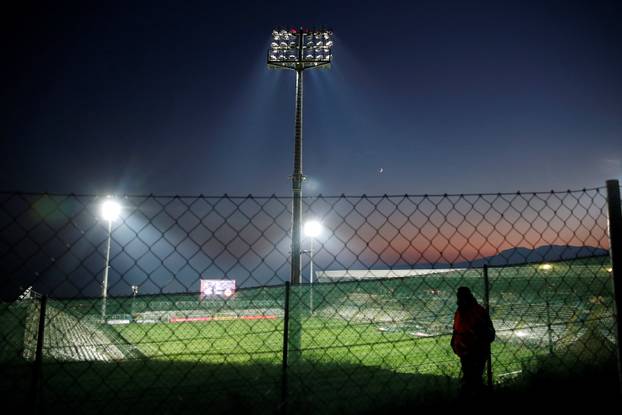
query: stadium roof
[{"left": 316, "top": 269, "right": 464, "bottom": 283}]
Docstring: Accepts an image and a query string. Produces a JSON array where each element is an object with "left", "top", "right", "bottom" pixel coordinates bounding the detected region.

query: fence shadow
[
  {"left": 3, "top": 350, "right": 616, "bottom": 415},
  {"left": 363, "top": 335, "right": 620, "bottom": 415},
  {"left": 1, "top": 359, "right": 459, "bottom": 415}
]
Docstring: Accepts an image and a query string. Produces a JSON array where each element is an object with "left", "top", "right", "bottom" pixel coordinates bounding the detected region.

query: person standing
[{"left": 451, "top": 286, "right": 495, "bottom": 397}]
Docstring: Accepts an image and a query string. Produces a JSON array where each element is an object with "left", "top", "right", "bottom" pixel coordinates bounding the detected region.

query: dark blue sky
[{"left": 3, "top": 0, "right": 621, "bottom": 196}]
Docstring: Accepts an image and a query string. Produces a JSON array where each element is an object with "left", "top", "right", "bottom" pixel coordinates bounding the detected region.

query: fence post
[
  {"left": 483, "top": 265, "right": 493, "bottom": 389},
  {"left": 606, "top": 179, "right": 622, "bottom": 395},
  {"left": 281, "top": 281, "right": 291, "bottom": 414},
  {"left": 544, "top": 271, "right": 554, "bottom": 355},
  {"left": 31, "top": 295, "right": 47, "bottom": 413}
]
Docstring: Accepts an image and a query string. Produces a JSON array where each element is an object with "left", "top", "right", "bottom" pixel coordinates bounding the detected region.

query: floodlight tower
[
  {"left": 100, "top": 197, "right": 121, "bottom": 323},
  {"left": 267, "top": 27, "right": 333, "bottom": 285}
]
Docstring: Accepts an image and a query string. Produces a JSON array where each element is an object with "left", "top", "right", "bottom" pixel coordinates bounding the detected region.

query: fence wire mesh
[{"left": 0, "top": 187, "right": 617, "bottom": 414}]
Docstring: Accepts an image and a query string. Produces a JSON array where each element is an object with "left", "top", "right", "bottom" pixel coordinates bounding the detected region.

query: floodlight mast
[
  {"left": 267, "top": 27, "right": 333, "bottom": 286},
  {"left": 100, "top": 198, "right": 121, "bottom": 322}
]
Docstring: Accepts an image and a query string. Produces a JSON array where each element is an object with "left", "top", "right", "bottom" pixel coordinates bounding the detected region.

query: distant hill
[{"left": 463, "top": 245, "right": 608, "bottom": 267}]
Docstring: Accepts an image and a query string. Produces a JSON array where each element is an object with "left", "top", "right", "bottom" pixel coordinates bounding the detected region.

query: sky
[{"left": 2, "top": 0, "right": 622, "bottom": 197}]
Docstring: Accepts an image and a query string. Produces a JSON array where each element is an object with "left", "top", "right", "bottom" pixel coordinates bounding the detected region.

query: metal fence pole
[
  {"left": 31, "top": 295, "right": 47, "bottom": 413},
  {"left": 309, "top": 237, "right": 314, "bottom": 315},
  {"left": 483, "top": 265, "right": 493, "bottom": 389},
  {"left": 545, "top": 272, "right": 554, "bottom": 355},
  {"left": 606, "top": 179, "right": 622, "bottom": 395},
  {"left": 281, "top": 281, "right": 291, "bottom": 414}
]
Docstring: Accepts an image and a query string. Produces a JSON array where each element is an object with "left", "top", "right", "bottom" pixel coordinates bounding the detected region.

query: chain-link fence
[{"left": 0, "top": 184, "right": 620, "bottom": 414}]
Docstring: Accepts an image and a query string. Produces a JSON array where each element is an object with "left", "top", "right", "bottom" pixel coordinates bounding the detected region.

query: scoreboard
[{"left": 200, "top": 279, "right": 236, "bottom": 300}]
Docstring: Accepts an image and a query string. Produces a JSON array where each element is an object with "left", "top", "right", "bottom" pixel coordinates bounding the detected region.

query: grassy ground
[
  {"left": 1, "top": 337, "right": 616, "bottom": 415},
  {"left": 18, "top": 317, "right": 580, "bottom": 414},
  {"left": 110, "top": 316, "right": 534, "bottom": 378}
]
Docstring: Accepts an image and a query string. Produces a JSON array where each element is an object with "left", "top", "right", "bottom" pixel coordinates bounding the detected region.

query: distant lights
[
  {"left": 607, "top": 267, "right": 613, "bottom": 273},
  {"left": 538, "top": 264, "right": 553, "bottom": 271}
]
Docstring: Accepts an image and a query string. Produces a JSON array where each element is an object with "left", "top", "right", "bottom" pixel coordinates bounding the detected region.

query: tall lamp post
[
  {"left": 539, "top": 263, "right": 554, "bottom": 354},
  {"left": 268, "top": 27, "right": 333, "bottom": 364},
  {"left": 100, "top": 198, "right": 121, "bottom": 323},
  {"left": 304, "top": 220, "right": 323, "bottom": 313},
  {"left": 267, "top": 27, "right": 333, "bottom": 286}
]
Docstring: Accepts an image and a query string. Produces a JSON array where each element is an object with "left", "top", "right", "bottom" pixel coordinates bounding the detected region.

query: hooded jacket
[{"left": 451, "top": 302, "right": 494, "bottom": 358}]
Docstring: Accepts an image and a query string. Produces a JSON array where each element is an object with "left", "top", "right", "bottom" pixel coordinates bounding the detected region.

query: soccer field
[
  {"left": 25, "top": 310, "right": 604, "bottom": 415},
  {"left": 26, "top": 316, "right": 535, "bottom": 415},
  {"left": 1, "top": 260, "right": 616, "bottom": 414},
  {"left": 109, "top": 314, "right": 540, "bottom": 379}
]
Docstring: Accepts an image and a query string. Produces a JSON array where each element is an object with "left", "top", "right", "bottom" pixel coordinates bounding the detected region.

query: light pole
[
  {"left": 538, "top": 263, "right": 554, "bottom": 354},
  {"left": 267, "top": 27, "right": 333, "bottom": 286},
  {"left": 304, "top": 220, "right": 323, "bottom": 313},
  {"left": 100, "top": 198, "right": 121, "bottom": 323},
  {"left": 131, "top": 285, "right": 139, "bottom": 320},
  {"left": 268, "top": 27, "right": 333, "bottom": 364}
]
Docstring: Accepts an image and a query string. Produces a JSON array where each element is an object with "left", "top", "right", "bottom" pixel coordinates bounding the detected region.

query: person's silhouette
[{"left": 451, "top": 286, "right": 495, "bottom": 397}]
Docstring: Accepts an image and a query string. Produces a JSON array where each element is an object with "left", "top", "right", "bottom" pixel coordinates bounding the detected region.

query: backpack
[
  {"left": 482, "top": 314, "right": 496, "bottom": 343},
  {"left": 475, "top": 310, "right": 496, "bottom": 343}
]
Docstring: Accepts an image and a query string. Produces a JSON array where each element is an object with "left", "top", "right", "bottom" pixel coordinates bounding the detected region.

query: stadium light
[
  {"left": 101, "top": 199, "right": 121, "bottom": 222},
  {"left": 304, "top": 220, "right": 323, "bottom": 238},
  {"left": 304, "top": 219, "right": 323, "bottom": 283},
  {"left": 267, "top": 27, "right": 333, "bottom": 286},
  {"left": 538, "top": 263, "right": 553, "bottom": 271},
  {"left": 100, "top": 197, "right": 121, "bottom": 322}
]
